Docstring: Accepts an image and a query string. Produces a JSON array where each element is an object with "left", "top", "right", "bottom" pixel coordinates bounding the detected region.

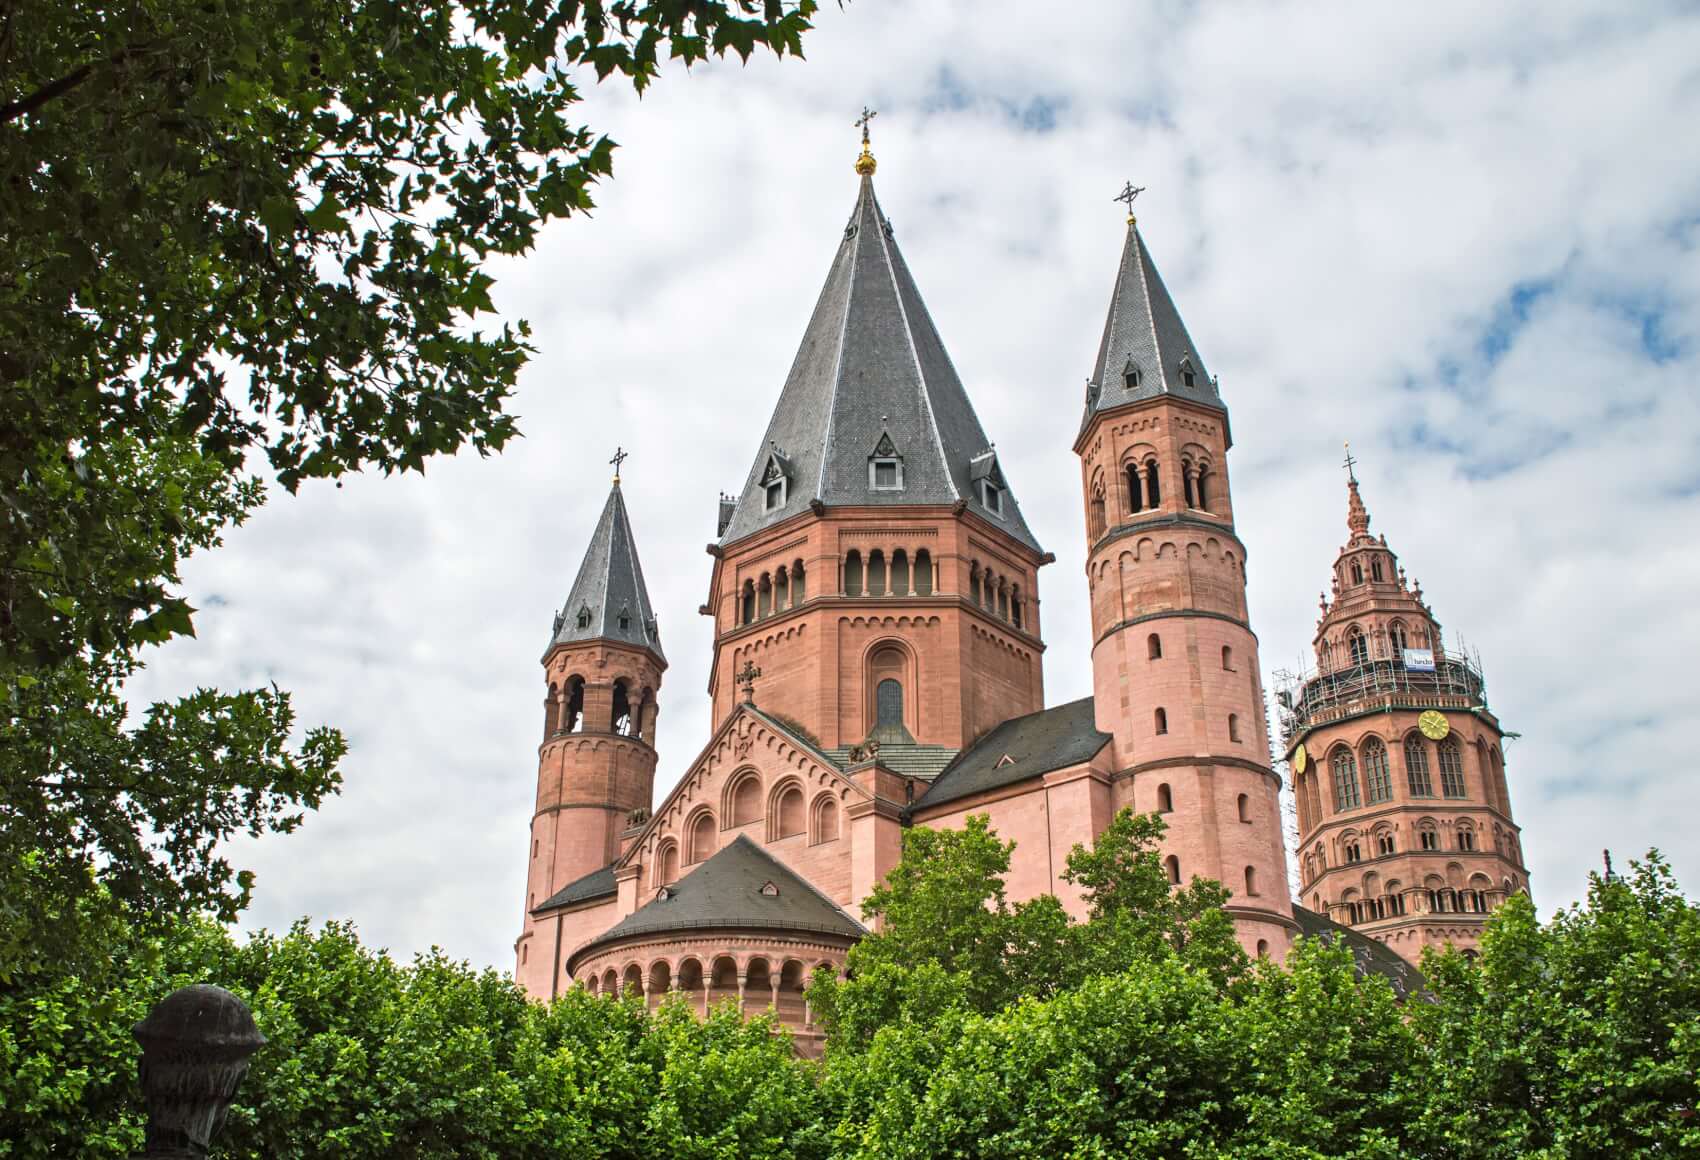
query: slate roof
[
  {"left": 567, "top": 836, "right": 865, "bottom": 968},
  {"left": 718, "top": 175, "right": 1042, "bottom": 551},
  {"left": 915, "top": 697, "right": 1111, "bottom": 810},
  {"left": 1082, "top": 221, "right": 1227, "bottom": 439},
  {"left": 822, "top": 742, "right": 960, "bottom": 781},
  {"left": 1291, "top": 904, "right": 1427, "bottom": 1000},
  {"left": 546, "top": 482, "right": 664, "bottom": 661},
  {"left": 533, "top": 863, "right": 617, "bottom": 914}
]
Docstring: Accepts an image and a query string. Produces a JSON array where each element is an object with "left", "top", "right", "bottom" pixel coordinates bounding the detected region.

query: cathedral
[{"left": 512, "top": 132, "right": 1530, "bottom": 1045}]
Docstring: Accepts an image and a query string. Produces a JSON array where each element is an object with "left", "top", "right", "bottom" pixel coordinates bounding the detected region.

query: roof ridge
[{"left": 814, "top": 184, "right": 867, "bottom": 501}]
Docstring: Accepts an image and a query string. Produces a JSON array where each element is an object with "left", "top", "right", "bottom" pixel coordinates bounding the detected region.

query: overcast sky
[{"left": 133, "top": 1, "right": 1700, "bottom": 970}]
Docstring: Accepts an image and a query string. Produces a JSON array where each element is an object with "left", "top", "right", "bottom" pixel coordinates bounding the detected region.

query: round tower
[
  {"left": 515, "top": 477, "right": 666, "bottom": 988},
  {"left": 1076, "top": 205, "right": 1296, "bottom": 958},
  {"left": 1281, "top": 458, "right": 1529, "bottom": 966}
]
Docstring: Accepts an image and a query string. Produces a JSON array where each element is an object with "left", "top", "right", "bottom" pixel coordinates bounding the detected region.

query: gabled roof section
[
  {"left": 719, "top": 175, "right": 1041, "bottom": 551},
  {"left": 569, "top": 836, "right": 865, "bottom": 966},
  {"left": 547, "top": 482, "right": 664, "bottom": 661},
  {"left": 532, "top": 863, "right": 617, "bottom": 914},
  {"left": 1291, "top": 905, "right": 1427, "bottom": 1000},
  {"left": 915, "top": 697, "right": 1110, "bottom": 810},
  {"left": 1082, "top": 221, "right": 1226, "bottom": 438}
]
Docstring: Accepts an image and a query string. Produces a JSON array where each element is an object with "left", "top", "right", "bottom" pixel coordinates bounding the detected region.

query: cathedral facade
[{"left": 513, "top": 144, "right": 1527, "bottom": 1044}]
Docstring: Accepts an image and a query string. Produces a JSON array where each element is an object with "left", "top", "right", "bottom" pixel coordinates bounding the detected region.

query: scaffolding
[{"left": 1274, "top": 637, "right": 1488, "bottom": 748}]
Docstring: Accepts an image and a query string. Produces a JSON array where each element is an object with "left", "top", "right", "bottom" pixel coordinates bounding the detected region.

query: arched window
[
  {"left": 1183, "top": 460, "right": 1197, "bottom": 508},
  {"left": 844, "top": 551, "right": 863, "bottom": 597},
  {"left": 772, "top": 784, "right": 805, "bottom": 840},
  {"left": 687, "top": 811, "right": 716, "bottom": 864},
  {"left": 867, "top": 550, "right": 886, "bottom": 596},
  {"left": 1154, "top": 707, "right": 1168, "bottom": 735},
  {"left": 1457, "top": 823, "right": 1476, "bottom": 852},
  {"left": 1221, "top": 645, "right": 1234, "bottom": 670},
  {"left": 1439, "top": 738, "right": 1466, "bottom": 798},
  {"left": 657, "top": 840, "right": 680, "bottom": 886},
  {"left": 1156, "top": 783, "right": 1173, "bottom": 813},
  {"left": 1145, "top": 459, "right": 1162, "bottom": 507},
  {"left": 997, "top": 581, "right": 1009, "bottom": 620},
  {"left": 1237, "top": 793, "right": 1251, "bottom": 823},
  {"left": 1244, "top": 866, "right": 1259, "bottom": 896},
  {"left": 611, "top": 680, "right": 633, "bottom": 735},
  {"left": 1147, "top": 633, "right": 1162, "bottom": 660},
  {"left": 1419, "top": 824, "right": 1439, "bottom": 851},
  {"left": 969, "top": 563, "right": 981, "bottom": 606},
  {"left": 1196, "top": 468, "right": 1211, "bottom": 512},
  {"left": 1371, "top": 558, "right": 1384, "bottom": 582},
  {"left": 1350, "top": 560, "right": 1364, "bottom": 585},
  {"left": 914, "top": 549, "right": 932, "bottom": 595},
  {"left": 876, "top": 678, "right": 903, "bottom": 729},
  {"left": 757, "top": 573, "right": 772, "bottom": 618},
  {"left": 1126, "top": 462, "right": 1144, "bottom": 513},
  {"left": 1344, "top": 838, "right": 1362, "bottom": 863},
  {"left": 741, "top": 580, "right": 756, "bottom": 624},
  {"left": 1089, "top": 477, "right": 1107, "bottom": 538},
  {"left": 563, "top": 676, "right": 585, "bottom": 733},
  {"left": 1347, "top": 628, "right": 1368, "bottom": 666},
  {"left": 773, "top": 567, "right": 789, "bottom": 609},
  {"left": 1332, "top": 748, "right": 1361, "bottom": 810},
  {"left": 1011, "top": 586, "right": 1024, "bottom": 629},
  {"left": 1377, "top": 830, "right": 1396, "bottom": 856},
  {"left": 1389, "top": 621, "right": 1409, "bottom": 653},
  {"left": 1405, "top": 736, "right": 1433, "bottom": 796},
  {"left": 1164, "top": 855, "right": 1181, "bottom": 885},
  {"left": 1362, "top": 738, "right": 1392, "bottom": 803},
  {"left": 1228, "top": 713, "right": 1241, "bottom": 742},
  {"left": 1256, "top": 938, "right": 1269, "bottom": 958},
  {"left": 890, "top": 550, "right": 910, "bottom": 596},
  {"left": 811, "top": 794, "right": 840, "bottom": 844},
  {"left": 791, "top": 559, "right": 806, "bottom": 605}
]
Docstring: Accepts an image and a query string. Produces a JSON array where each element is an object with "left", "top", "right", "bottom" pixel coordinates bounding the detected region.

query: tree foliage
[{"left": 0, "top": 0, "right": 817, "bottom": 981}]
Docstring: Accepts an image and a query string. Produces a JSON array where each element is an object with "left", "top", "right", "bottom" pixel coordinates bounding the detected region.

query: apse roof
[{"left": 718, "top": 175, "right": 1041, "bottom": 551}]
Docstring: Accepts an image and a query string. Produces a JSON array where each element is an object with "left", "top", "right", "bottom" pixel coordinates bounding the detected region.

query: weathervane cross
[
  {"left": 736, "top": 660, "right": 763, "bottom": 705},
  {"left": 1114, "top": 181, "right": 1146, "bottom": 221},
  {"left": 610, "top": 446, "right": 629, "bottom": 483},
  {"left": 1341, "top": 441, "right": 1358, "bottom": 483},
  {"left": 855, "top": 105, "right": 878, "bottom": 144}
]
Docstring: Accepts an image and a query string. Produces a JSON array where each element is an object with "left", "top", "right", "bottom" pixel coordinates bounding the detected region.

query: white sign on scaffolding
[{"left": 1403, "top": 648, "right": 1436, "bottom": 672}]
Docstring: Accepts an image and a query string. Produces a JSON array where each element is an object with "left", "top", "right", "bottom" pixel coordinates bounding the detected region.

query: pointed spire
[
  {"left": 1083, "top": 200, "right": 1225, "bottom": 438},
  {"left": 548, "top": 481, "right": 664, "bottom": 661},
  {"left": 719, "top": 164, "right": 1041, "bottom": 551},
  {"left": 1343, "top": 442, "right": 1371, "bottom": 539}
]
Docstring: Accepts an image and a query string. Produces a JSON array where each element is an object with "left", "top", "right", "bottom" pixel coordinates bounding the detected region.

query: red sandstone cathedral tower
[
  {"left": 1282, "top": 464, "right": 1529, "bottom": 961},
  {"left": 514, "top": 476, "right": 666, "bottom": 988},
  {"left": 1072, "top": 203, "right": 1296, "bottom": 956}
]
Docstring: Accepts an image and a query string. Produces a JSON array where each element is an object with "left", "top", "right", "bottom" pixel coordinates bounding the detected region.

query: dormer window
[
  {"left": 1123, "top": 358, "right": 1142, "bottom": 389},
  {"left": 870, "top": 457, "right": 902, "bottom": 490},
  {"left": 764, "top": 478, "right": 785, "bottom": 511},
  {"left": 759, "top": 880, "right": 779, "bottom": 897},
  {"left": 981, "top": 478, "right": 1004, "bottom": 516},
  {"left": 1179, "top": 355, "right": 1197, "bottom": 388},
  {"left": 617, "top": 606, "right": 632, "bottom": 631},
  {"left": 760, "top": 447, "right": 792, "bottom": 514},
  {"left": 575, "top": 605, "right": 592, "bottom": 629}
]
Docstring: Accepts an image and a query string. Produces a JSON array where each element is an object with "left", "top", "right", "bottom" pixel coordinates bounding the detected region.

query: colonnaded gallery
[{"left": 512, "top": 136, "right": 1532, "bottom": 1048}]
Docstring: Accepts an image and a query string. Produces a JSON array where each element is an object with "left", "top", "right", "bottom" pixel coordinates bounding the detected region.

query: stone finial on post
[{"left": 132, "top": 984, "right": 266, "bottom": 1159}]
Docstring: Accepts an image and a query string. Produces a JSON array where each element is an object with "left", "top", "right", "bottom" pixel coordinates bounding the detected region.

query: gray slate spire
[
  {"left": 719, "top": 175, "right": 1041, "bottom": 551},
  {"left": 1082, "top": 221, "right": 1227, "bottom": 439},
  {"left": 547, "top": 482, "right": 664, "bottom": 661}
]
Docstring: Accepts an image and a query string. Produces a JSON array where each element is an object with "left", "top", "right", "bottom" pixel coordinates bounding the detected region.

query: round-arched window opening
[{"left": 876, "top": 678, "right": 903, "bottom": 728}]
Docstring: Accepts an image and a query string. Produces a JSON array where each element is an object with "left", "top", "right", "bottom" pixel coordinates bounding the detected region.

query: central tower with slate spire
[{"left": 704, "top": 140, "right": 1050, "bottom": 760}]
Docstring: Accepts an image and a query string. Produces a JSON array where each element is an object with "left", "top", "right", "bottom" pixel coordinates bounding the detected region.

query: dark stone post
[{"left": 132, "top": 984, "right": 266, "bottom": 1159}]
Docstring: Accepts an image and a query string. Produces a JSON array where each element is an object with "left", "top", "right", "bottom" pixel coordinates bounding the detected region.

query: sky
[{"left": 134, "top": 0, "right": 1700, "bottom": 970}]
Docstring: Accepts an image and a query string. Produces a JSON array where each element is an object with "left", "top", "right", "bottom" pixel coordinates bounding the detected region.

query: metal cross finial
[
  {"left": 610, "top": 446, "right": 628, "bottom": 484},
  {"left": 855, "top": 105, "right": 878, "bottom": 145},
  {"left": 736, "top": 660, "right": 762, "bottom": 705},
  {"left": 1114, "top": 181, "right": 1146, "bottom": 222},
  {"left": 1341, "top": 441, "right": 1358, "bottom": 484}
]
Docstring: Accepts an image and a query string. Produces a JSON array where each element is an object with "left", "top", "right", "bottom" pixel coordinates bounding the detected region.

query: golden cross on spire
[
  {"left": 1114, "top": 180, "right": 1146, "bottom": 224},
  {"left": 610, "top": 446, "right": 628, "bottom": 484},
  {"left": 854, "top": 105, "right": 878, "bottom": 176}
]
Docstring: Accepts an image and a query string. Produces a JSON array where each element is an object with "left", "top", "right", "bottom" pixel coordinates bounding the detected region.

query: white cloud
[{"left": 133, "top": 0, "right": 1700, "bottom": 967}]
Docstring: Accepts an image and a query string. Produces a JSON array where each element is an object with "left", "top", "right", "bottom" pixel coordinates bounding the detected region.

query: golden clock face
[
  {"left": 1418, "top": 710, "right": 1450, "bottom": 740},
  {"left": 1292, "top": 743, "right": 1308, "bottom": 774}
]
